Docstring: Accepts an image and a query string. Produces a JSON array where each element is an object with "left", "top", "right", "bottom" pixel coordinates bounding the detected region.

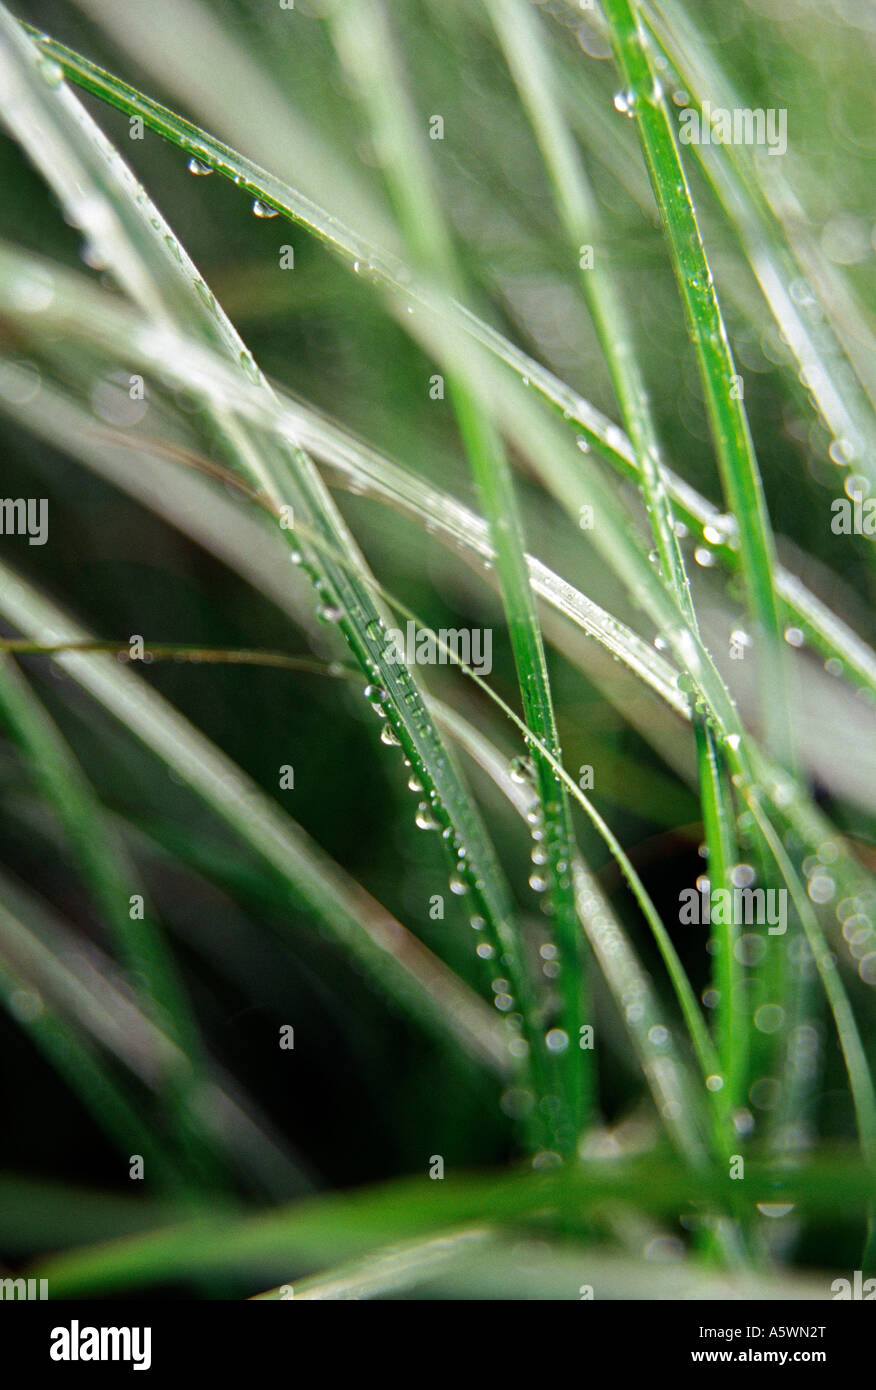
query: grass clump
[{"left": 0, "top": 0, "right": 873, "bottom": 1298}]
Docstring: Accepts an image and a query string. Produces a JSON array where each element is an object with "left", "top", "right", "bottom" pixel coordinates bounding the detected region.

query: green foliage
[{"left": 0, "top": 0, "right": 873, "bottom": 1297}]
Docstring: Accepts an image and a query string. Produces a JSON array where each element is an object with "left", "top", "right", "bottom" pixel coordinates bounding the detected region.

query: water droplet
[
  {"left": 363, "top": 683, "right": 388, "bottom": 714},
  {"left": 784, "top": 625, "right": 805, "bottom": 648},
  {"left": 500, "top": 1087, "right": 534, "bottom": 1119},
  {"left": 415, "top": 802, "right": 439, "bottom": 831},
  {"left": 380, "top": 722, "right": 400, "bottom": 746},
  {"left": 449, "top": 873, "right": 468, "bottom": 896},
  {"left": 187, "top": 157, "right": 213, "bottom": 176},
  {"left": 252, "top": 199, "right": 278, "bottom": 219},
  {"left": 545, "top": 1028, "right": 569, "bottom": 1053},
  {"left": 316, "top": 602, "right": 342, "bottom": 624},
  {"left": 754, "top": 1004, "right": 785, "bottom": 1034},
  {"left": 844, "top": 473, "right": 868, "bottom": 502},
  {"left": 757, "top": 1202, "right": 795, "bottom": 1219},
  {"left": 38, "top": 58, "right": 64, "bottom": 88},
  {"left": 829, "top": 438, "right": 855, "bottom": 465},
  {"left": 694, "top": 546, "right": 715, "bottom": 567},
  {"left": 613, "top": 89, "right": 636, "bottom": 116},
  {"left": 510, "top": 755, "right": 535, "bottom": 784},
  {"left": 731, "top": 863, "right": 755, "bottom": 888}
]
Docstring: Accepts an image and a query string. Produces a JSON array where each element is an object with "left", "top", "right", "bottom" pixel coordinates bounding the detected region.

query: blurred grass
[{"left": 0, "top": 0, "right": 873, "bottom": 1298}]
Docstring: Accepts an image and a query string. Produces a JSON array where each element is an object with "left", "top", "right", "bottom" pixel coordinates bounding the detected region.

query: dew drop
[
  {"left": 756, "top": 1202, "right": 795, "bottom": 1219},
  {"left": 415, "top": 802, "right": 439, "bottom": 831},
  {"left": 38, "top": 58, "right": 64, "bottom": 88},
  {"left": 510, "top": 755, "right": 535, "bottom": 784},
  {"left": 316, "top": 602, "right": 342, "bottom": 624},
  {"left": 252, "top": 199, "right": 278, "bottom": 219},
  {"left": 828, "top": 438, "right": 855, "bottom": 465},
  {"left": 188, "top": 157, "right": 213, "bottom": 176}
]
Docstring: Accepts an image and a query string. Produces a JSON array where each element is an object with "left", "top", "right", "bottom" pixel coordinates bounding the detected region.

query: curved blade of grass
[
  {"left": 5, "top": 239, "right": 869, "bottom": 958},
  {"left": 695, "top": 719, "right": 747, "bottom": 1116},
  {"left": 3, "top": 238, "right": 872, "bottom": 1119},
  {"left": 642, "top": 0, "right": 876, "bottom": 488},
  {"left": 328, "top": 0, "right": 590, "bottom": 1149},
  {"left": 747, "top": 794, "right": 876, "bottom": 1166},
  {"left": 0, "top": 654, "right": 222, "bottom": 1181},
  {"left": 7, "top": 240, "right": 865, "bottom": 998},
  {"left": 485, "top": 3, "right": 749, "bottom": 1142},
  {"left": 485, "top": 0, "right": 693, "bottom": 625},
  {"left": 22, "top": 24, "right": 876, "bottom": 704},
  {"left": 251, "top": 1227, "right": 494, "bottom": 1301},
  {"left": 551, "top": 0, "right": 876, "bottom": 492},
  {"left": 0, "top": 8, "right": 539, "bottom": 1114},
  {"left": 0, "top": 351, "right": 687, "bottom": 718},
  {"left": 0, "top": 870, "right": 310, "bottom": 1198},
  {"left": 0, "top": 932, "right": 188, "bottom": 1195},
  {"left": 0, "top": 623, "right": 714, "bottom": 1159},
  {"left": 601, "top": 0, "right": 792, "bottom": 769},
  {"left": 0, "top": 560, "right": 509, "bottom": 1079},
  {"left": 31, "top": 1151, "right": 876, "bottom": 1296}
]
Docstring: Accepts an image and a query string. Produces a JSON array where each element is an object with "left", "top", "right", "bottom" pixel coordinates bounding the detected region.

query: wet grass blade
[
  {"left": 327, "top": 0, "right": 589, "bottom": 1148},
  {"left": 0, "top": 561, "right": 508, "bottom": 1078},
  {"left": 20, "top": 23, "right": 876, "bottom": 703},
  {"left": 601, "top": 0, "right": 792, "bottom": 766},
  {"left": 0, "top": 7, "right": 537, "bottom": 1118}
]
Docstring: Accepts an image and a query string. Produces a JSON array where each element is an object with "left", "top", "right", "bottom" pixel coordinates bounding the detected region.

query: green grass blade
[
  {"left": 328, "top": 0, "right": 590, "bottom": 1149},
  {"left": 601, "top": 0, "right": 792, "bottom": 765},
  {"left": 0, "top": 7, "right": 538, "bottom": 1116},
  {"left": 0, "top": 561, "right": 509, "bottom": 1079},
  {"left": 21, "top": 24, "right": 876, "bottom": 703},
  {"left": 32, "top": 1152, "right": 876, "bottom": 1296}
]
